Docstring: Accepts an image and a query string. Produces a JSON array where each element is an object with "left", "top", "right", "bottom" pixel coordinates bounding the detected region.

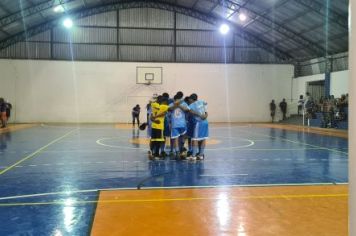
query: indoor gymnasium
[{"left": 0, "top": 0, "right": 354, "bottom": 235}]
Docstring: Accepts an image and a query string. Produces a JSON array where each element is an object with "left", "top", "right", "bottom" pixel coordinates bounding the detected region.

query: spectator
[
  {"left": 131, "top": 104, "right": 141, "bottom": 128},
  {"left": 345, "top": 93, "right": 349, "bottom": 105},
  {"left": 270, "top": 100, "right": 276, "bottom": 123},
  {"left": 279, "top": 98, "right": 287, "bottom": 120},
  {"left": 0, "top": 98, "right": 7, "bottom": 128},
  {"left": 304, "top": 92, "right": 313, "bottom": 118},
  {"left": 297, "top": 95, "right": 304, "bottom": 115},
  {"left": 337, "top": 94, "right": 347, "bottom": 113},
  {"left": 5, "top": 100, "right": 12, "bottom": 122},
  {"left": 146, "top": 102, "right": 151, "bottom": 123}
]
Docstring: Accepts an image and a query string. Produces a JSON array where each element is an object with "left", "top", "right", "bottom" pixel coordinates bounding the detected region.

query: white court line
[
  {"left": 40, "top": 124, "right": 116, "bottom": 130},
  {"left": 96, "top": 136, "right": 255, "bottom": 151},
  {"left": 0, "top": 182, "right": 348, "bottom": 201},
  {"left": 200, "top": 174, "right": 248, "bottom": 177},
  {"left": 238, "top": 129, "right": 348, "bottom": 155}
]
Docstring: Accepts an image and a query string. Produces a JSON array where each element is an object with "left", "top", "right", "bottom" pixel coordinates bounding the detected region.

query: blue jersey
[
  {"left": 189, "top": 100, "right": 208, "bottom": 122},
  {"left": 169, "top": 101, "right": 189, "bottom": 128}
]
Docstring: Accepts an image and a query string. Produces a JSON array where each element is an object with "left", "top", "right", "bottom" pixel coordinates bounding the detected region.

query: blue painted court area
[{"left": 0, "top": 124, "right": 348, "bottom": 235}]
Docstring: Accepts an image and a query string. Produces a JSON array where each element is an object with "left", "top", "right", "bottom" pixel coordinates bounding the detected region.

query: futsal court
[
  {"left": 0, "top": 0, "right": 353, "bottom": 235},
  {"left": 0, "top": 123, "right": 348, "bottom": 235}
]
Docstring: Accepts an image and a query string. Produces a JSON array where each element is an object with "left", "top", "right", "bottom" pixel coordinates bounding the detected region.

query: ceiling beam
[
  {"left": 0, "top": 0, "right": 76, "bottom": 29},
  {"left": 241, "top": 0, "right": 291, "bottom": 28},
  {"left": 286, "top": 33, "right": 348, "bottom": 56},
  {"left": 293, "top": 0, "right": 347, "bottom": 29},
  {"left": 191, "top": 0, "right": 200, "bottom": 10},
  {"left": 0, "top": 1, "right": 293, "bottom": 60},
  {"left": 27, "top": 0, "right": 47, "bottom": 20},
  {"left": 259, "top": 8, "right": 313, "bottom": 36},
  {"left": 207, "top": 0, "right": 326, "bottom": 57},
  {"left": 0, "top": 1, "right": 12, "bottom": 14}
]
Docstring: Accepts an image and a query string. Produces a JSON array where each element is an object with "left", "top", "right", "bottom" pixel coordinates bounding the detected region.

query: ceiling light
[
  {"left": 239, "top": 13, "right": 247, "bottom": 21},
  {"left": 54, "top": 5, "right": 64, "bottom": 13},
  {"left": 63, "top": 18, "right": 73, "bottom": 28},
  {"left": 219, "top": 24, "right": 230, "bottom": 35}
]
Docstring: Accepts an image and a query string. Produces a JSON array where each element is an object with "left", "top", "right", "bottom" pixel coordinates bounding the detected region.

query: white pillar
[{"left": 350, "top": 2, "right": 355, "bottom": 236}]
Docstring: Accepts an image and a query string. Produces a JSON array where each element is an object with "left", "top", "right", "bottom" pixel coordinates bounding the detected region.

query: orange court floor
[{"left": 91, "top": 185, "right": 348, "bottom": 236}]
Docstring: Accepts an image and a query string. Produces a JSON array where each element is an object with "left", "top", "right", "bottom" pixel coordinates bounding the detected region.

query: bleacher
[{"left": 307, "top": 107, "right": 348, "bottom": 130}]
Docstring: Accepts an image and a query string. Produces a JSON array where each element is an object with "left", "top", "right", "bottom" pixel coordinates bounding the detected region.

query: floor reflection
[{"left": 0, "top": 132, "right": 11, "bottom": 150}]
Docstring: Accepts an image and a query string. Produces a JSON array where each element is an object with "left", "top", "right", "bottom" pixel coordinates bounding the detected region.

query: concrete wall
[
  {"left": 0, "top": 59, "right": 294, "bottom": 123},
  {"left": 330, "top": 70, "right": 349, "bottom": 98},
  {"left": 292, "top": 70, "right": 349, "bottom": 100}
]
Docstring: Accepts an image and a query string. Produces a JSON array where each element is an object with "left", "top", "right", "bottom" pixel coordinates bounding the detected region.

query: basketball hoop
[{"left": 145, "top": 81, "right": 151, "bottom": 86}]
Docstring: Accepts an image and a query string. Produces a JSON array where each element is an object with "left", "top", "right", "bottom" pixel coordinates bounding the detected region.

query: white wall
[
  {"left": 292, "top": 70, "right": 349, "bottom": 101},
  {"left": 330, "top": 70, "right": 349, "bottom": 97},
  {"left": 0, "top": 59, "right": 294, "bottom": 123},
  {"left": 292, "top": 74, "right": 324, "bottom": 101}
]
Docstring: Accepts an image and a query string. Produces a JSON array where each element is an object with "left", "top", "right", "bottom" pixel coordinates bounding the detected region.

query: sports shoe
[
  {"left": 187, "top": 155, "right": 196, "bottom": 161},
  {"left": 160, "top": 151, "right": 167, "bottom": 159},
  {"left": 148, "top": 151, "right": 154, "bottom": 160},
  {"left": 174, "top": 152, "right": 181, "bottom": 161},
  {"left": 179, "top": 151, "right": 187, "bottom": 160},
  {"left": 196, "top": 154, "right": 205, "bottom": 161}
]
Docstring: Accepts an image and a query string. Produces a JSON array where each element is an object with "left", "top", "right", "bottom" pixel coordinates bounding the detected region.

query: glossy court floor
[{"left": 0, "top": 123, "right": 348, "bottom": 235}]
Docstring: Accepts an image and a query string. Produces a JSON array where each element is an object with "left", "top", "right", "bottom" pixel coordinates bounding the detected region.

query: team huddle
[{"left": 143, "top": 92, "right": 209, "bottom": 161}]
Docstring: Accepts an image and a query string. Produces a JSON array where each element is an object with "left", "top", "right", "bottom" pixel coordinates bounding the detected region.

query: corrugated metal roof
[
  {"left": 53, "top": 27, "right": 117, "bottom": 44},
  {"left": 176, "top": 14, "right": 216, "bottom": 30},
  {"left": 53, "top": 43, "right": 117, "bottom": 60},
  {"left": 0, "top": 0, "right": 349, "bottom": 65},
  {"left": 119, "top": 8, "right": 174, "bottom": 28},
  {"left": 119, "top": 46, "right": 174, "bottom": 61},
  {"left": 177, "top": 47, "right": 233, "bottom": 63},
  {"left": 27, "top": 30, "right": 51, "bottom": 42},
  {"left": 0, "top": 42, "right": 50, "bottom": 59},
  {"left": 75, "top": 11, "right": 117, "bottom": 27},
  {"left": 176, "top": 30, "right": 233, "bottom": 46},
  {"left": 119, "top": 28, "right": 173, "bottom": 45}
]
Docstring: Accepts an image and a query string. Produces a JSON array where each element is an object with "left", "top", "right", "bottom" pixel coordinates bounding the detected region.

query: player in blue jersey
[
  {"left": 175, "top": 91, "right": 187, "bottom": 153},
  {"left": 169, "top": 94, "right": 190, "bottom": 160},
  {"left": 184, "top": 96, "right": 195, "bottom": 156},
  {"left": 187, "top": 93, "right": 208, "bottom": 161},
  {"left": 146, "top": 100, "right": 153, "bottom": 139}
]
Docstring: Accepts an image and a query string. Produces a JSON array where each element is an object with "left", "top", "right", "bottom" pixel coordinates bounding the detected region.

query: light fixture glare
[
  {"left": 239, "top": 13, "right": 247, "bottom": 21},
  {"left": 54, "top": 5, "right": 64, "bottom": 12},
  {"left": 219, "top": 24, "right": 230, "bottom": 35},
  {"left": 63, "top": 18, "right": 73, "bottom": 28}
]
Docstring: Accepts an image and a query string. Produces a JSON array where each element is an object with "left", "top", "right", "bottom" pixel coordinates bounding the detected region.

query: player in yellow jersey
[{"left": 148, "top": 95, "right": 169, "bottom": 160}]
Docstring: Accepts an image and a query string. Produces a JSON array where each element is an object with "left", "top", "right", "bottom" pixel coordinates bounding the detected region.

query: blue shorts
[
  {"left": 147, "top": 125, "right": 152, "bottom": 138},
  {"left": 147, "top": 122, "right": 152, "bottom": 138},
  {"left": 164, "top": 118, "right": 170, "bottom": 137},
  {"left": 171, "top": 127, "right": 186, "bottom": 139},
  {"left": 186, "top": 121, "right": 195, "bottom": 138},
  {"left": 192, "top": 121, "right": 209, "bottom": 141}
]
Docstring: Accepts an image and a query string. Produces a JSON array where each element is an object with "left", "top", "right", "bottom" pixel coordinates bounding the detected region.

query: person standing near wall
[
  {"left": 304, "top": 92, "right": 314, "bottom": 119},
  {"left": 298, "top": 95, "right": 304, "bottom": 115},
  {"left": 132, "top": 104, "right": 141, "bottom": 128},
  {"left": 0, "top": 98, "right": 7, "bottom": 128},
  {"left": 5, "top": 100, "right": 12, "bottom": 123},
  {"left": 270, "top": 100, "right": 276, "bottom": 123},
  {"left": 279, "top": 98, "right": 287, "bottom": 120}
]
